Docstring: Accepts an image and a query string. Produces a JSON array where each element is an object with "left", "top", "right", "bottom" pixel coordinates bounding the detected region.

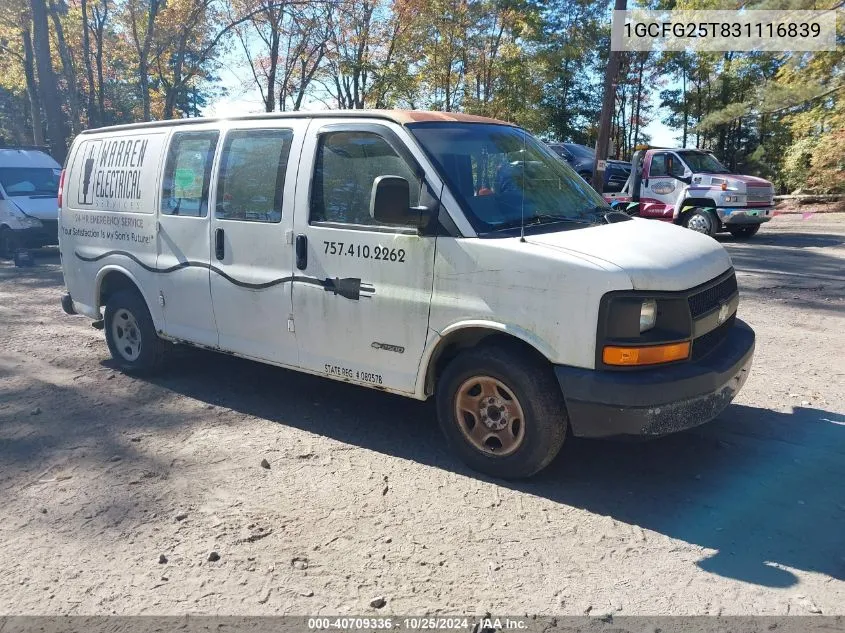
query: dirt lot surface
[{"left": 1, "top": 214, "right": 844, "bottom": 616}]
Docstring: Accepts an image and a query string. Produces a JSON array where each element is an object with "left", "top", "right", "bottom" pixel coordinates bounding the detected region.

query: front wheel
[
  {"left": 683, "top": 208, "right": 718, "bottom": 237},
  {"left": 728, "top": 224, "right": 760, "bottom": 239},
  {"left": 436, "top": 345, "right": 568, "bottom": 479},
  {"left": 104, "top": 289, "right": 169, "bottom": 374}
]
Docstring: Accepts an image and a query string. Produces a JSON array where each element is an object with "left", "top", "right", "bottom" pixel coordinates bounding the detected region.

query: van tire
[
  {"left": 682, "top": 208, "right": 717, "bottom": 237},
  {"left": 104, "top": 289, "right": 169, "bottom": 374},
  {"left": 436, "top": 346, "right": 567, "bottom": 479},
  {"left": 0, "top": 227, "right": 20, "bottom": 260}
]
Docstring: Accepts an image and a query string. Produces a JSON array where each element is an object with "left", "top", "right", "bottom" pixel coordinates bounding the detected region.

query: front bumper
[
  {"left": 14, "top": 221, "right": 59, "bottom": 248},
  {"left": 555, "top": 319, "right": 755, "bottom": 438},
  {"left": 716, "top": 207, "right": 773, "bottom": 225}
]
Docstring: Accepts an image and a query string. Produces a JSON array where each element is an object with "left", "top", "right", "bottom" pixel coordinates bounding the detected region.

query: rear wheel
[
  {"left": 683, "top": 208, "right": 717, "bottom": 237},
  {"left": 104, "top": 289, "right": 169, "bottom": 374},
  {"left": 436, "top": 345, "right": 568, "bottom": 479},
  {"left": 728, "top": 224, "right": 760, "bottom": 239}
]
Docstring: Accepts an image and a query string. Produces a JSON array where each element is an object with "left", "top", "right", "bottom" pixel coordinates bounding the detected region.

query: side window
[
  {"left": 669, "top": 154, "right": 686, "bottom": 177},
  {"left": 650, "top": 153, "right": 667, "bottom": 177},
  {"left": 216, "top": 129, "right": 293, "bottom": 223},
  {"left": 161, "top": 131, "right": 219, "bottom": 217},
  {"left": 310, "top": 131, "right": 421, "bottom": 227}
]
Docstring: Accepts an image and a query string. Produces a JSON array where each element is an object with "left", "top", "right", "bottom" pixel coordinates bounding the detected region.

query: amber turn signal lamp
[{"left": 603, "top": 341, "right": 691, "bottom": 366}]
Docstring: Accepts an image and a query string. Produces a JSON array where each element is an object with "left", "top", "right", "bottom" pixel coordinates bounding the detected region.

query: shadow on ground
[
  {"left": 1, "top": 237, "right": 843, "bottom": 592},
  {"left": 115, "top": 347, "right": 845, "bottom": 590},
  {"left": 718, "top": 231, "right": 845, "bottom": 249},
  {"left": 721, "top": 234, "right": 845, "bottom": 283}
]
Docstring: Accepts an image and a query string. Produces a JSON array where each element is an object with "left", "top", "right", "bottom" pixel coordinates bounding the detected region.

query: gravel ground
[{"left": 1, "top": 213, "right": 843, "bottom": 616}]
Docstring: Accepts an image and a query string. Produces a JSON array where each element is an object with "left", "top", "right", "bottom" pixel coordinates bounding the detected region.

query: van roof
[
  {"left": 79, "top": 109, "right": 515, "bottom": 135},
  {"left": 0, "top": 148, "right": 61, "bottom": 169}
]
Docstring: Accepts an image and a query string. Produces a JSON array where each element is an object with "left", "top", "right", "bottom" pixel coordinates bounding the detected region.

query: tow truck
[{"left": 604, "top": 146, "right": 775, "bottom": 238}]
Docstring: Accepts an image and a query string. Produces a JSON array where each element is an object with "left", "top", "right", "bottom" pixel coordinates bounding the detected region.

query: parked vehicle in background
[
  {"left": 604, "top": 147, "right": 774, "bottom": 238},
  {"left": 59, "top": 111, "right": 754, "bottom": 479},
  {"left": 0, "top": 146, "right": 62, "bottom": 258},
  {"left": 547, "top": 142, "right": 631, "bottom": 193}
]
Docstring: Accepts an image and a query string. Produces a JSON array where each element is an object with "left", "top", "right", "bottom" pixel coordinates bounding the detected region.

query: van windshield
[
  {"left": 0, "top": 167, "right": 60, "bottom": 197},
  {"left": 408, "top": 123, "right": 609, "bottom": 235}
]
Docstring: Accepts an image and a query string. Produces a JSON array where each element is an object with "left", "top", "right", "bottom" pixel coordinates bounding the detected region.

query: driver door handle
[
  {"left": 214, "top": 228, "right": 224, "bottom": 260},
  {"left": 295, "top": 234, "right": 307, "bottom": 270}
]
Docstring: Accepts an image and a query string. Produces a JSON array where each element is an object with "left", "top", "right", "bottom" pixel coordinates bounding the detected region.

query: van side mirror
[{"left": 370, "top": 175, "right": 429, "bottom": 227}]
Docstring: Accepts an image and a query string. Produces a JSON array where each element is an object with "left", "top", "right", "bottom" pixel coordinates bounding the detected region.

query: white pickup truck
[{"left": 604, "top": 147, "right": 775, "bottom": 238}]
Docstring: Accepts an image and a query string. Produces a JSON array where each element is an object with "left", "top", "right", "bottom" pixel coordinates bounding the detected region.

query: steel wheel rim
[
  {"left": 454, "top": 375, "right": 526, "bottom": 457},
  {"left": 687, "top": 213, "right": 711, "bottom": 233},
  {"left": 112, "top": 308, "right": 142, "bottom": 361}
]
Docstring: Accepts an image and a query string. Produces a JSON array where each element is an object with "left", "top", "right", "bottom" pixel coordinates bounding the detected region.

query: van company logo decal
[
  {"left": 73, "top": 250, "right": 374, "bottom": 299},
  {"left": 78, "top": 138, "right": 149, "bottom": 210}
]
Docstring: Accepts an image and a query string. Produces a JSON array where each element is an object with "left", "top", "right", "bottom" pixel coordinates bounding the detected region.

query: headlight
[
  {"left": 10, "top": 208, "right": 42, "bottom": 228},
  {"left": 640, "top": 299, "right": 657, "bottom": 332}
]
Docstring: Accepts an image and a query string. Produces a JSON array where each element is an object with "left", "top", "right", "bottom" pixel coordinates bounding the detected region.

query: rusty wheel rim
[{"left": 454, "top": 375, "right": 526, "bottom": 457}]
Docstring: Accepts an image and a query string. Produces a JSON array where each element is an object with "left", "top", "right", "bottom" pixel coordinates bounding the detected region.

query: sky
[{"left": 206, "top": 56, "right": 680, "bottom": 148}]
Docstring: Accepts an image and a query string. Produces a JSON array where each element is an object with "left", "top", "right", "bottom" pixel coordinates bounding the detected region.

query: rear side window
[
  {"left": 310, "top": 131, "right": 421, "bottom": 227},
  {"left": 215, "top": 129, "right": 293, "bottom": 223},
  {"left": 161, "top": 131, "right": 219, "bottom": 217}
]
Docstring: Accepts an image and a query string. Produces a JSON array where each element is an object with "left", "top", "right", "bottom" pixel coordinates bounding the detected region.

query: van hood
[
  {"left": 697, "top": 173, "right": 772, "bottom": 189},
  {"left": 8, "top": 195, "right": 59, "bottom": 221},
  {"left": 525, "top": 218, "right": 732, "bottom": 291}
]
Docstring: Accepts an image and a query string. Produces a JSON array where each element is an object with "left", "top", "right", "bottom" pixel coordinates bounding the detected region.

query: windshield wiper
[{"left": 488, "top": 214, "right": 598, "bottom": 232}]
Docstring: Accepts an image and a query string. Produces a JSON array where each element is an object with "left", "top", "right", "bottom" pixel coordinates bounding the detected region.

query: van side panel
[
  {"left": 427, "top": 237, "right": 633, "bottom": 372},
  {"left": 60, "top": 131, "right": 168, "bottom": 323}
]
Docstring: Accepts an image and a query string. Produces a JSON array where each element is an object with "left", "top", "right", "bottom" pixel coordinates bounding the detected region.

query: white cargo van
[
  {"left": 0, "top": 146, "right": 62, "bottom": 258},
  {"left": 59, "top": 111, "right": 755, "bottom": 478}
]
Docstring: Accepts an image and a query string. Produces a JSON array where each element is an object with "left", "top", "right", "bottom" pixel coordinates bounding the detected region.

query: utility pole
[{"left": 592, "top": 0, "right": 627, "bottom": 193}]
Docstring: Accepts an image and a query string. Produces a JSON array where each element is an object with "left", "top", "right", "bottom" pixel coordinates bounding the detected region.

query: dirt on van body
[{"left": 1, "top": 213, "right": 844, "bottom": 616}]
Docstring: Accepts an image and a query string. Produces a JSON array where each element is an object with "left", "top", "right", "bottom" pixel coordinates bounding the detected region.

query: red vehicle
[{"left": 604, "top": 147, "right": 775, "bottom": 238}]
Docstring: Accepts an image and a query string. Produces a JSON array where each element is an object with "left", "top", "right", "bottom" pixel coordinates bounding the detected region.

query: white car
[
  {"left": 0, "top": 146, "right": 62, "bottom": 258},
  {"left": 58, "top": 111, "right": 755, "bottom": 479}
]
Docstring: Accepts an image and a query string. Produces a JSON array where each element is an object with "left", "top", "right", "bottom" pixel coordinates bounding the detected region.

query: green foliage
[
  {"left": 655, "top": 1, "right": 843, "bottom": 190},
  {"left": 0, "top": 0, "right": 840, "bottom": 192}
]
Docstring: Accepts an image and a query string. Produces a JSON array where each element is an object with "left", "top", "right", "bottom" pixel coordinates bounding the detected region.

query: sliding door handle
[
  {"left": 214, "top": 228, "right": 224, "bottom": 260},
  {"left": 295, "top": 234, "right": 307, "bottom": 270}
]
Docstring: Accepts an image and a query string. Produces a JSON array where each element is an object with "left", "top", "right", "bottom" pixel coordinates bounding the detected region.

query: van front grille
[
  {"left": 688, "top": 272, "right": 737, "bottom": 319},
  {"left": 692, "top": 313, "right": 736, "bottom": 360}
]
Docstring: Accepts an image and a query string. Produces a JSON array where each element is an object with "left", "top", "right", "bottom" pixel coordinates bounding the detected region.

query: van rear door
[
  {"left": 157, "top": 130, "right": 220, "bottom": 346},
  {"left": 207, "top": 121, "right": 306, "bottom": 366}
]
